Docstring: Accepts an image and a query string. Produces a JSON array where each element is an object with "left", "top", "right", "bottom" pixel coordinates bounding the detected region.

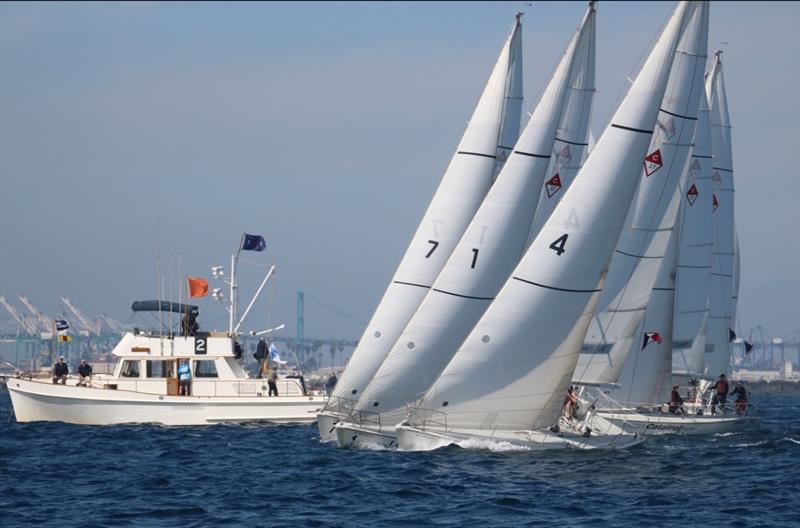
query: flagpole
[{"left": 230, "top": 233, "right": 244, "bottom": 335}]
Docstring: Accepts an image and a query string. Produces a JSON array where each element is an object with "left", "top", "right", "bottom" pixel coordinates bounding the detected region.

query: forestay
[
  {"left": 704, "top": 50, "right": 737, "bottom": 378},
  {"left": 407, "top": 1, "right": 693, "bottom": 433},
  {"left": 573, "top": 1, "right": 708, "bottom": 388},
  {"left": 326, "top": 16, "right": 524, "bottom": 405},
  {"left": 351, "top": 5, "right": 598, "bottom": 425}
]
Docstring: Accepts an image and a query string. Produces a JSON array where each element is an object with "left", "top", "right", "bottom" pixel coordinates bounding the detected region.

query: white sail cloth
[
  {"left": 325, "top": 16, "right": 524, "bottom": 408},
  {"left": 407, "top": 1, "right": 694, "bottom": 433},
  {"left": 704, "top": 50, "right": 737, "bottom": 378},
  {"left": 572, "top": 1, "right": 709, "bottom": 389},
  {"left": 672, "top": 99, "right": 714, "bottom": 377},
  {"left": 350, "top": 5, "right": 598, "bottom": 425}
]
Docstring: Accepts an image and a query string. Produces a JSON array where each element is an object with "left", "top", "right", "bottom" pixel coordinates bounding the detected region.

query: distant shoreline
[{"left": 742, "top": 379, "right": 800, "bottom": 394}]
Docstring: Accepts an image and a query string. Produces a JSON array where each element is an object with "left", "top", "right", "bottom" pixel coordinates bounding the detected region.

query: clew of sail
[
  {"left": 672, "top": 95, "right": 714, "bottom": 378},
  {"left": 320, "top": 15, "right": 525, "bottom": 427},
  {"left": 703, "top": 50, "right": 736, "bottom": 378},
  {"left": 404, "top": 1, "right": 694, "bottom": 435},
  {"left": 348, "top": 4, "right": 598, "bottom": 427},
  {"left": 572, "top": 1, "right": 709, "bottom": 390}
]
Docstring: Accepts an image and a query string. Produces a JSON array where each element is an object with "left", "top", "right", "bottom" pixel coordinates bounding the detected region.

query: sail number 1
[{"left": 549, "top": 234, "right": 568, "bottom": 256}]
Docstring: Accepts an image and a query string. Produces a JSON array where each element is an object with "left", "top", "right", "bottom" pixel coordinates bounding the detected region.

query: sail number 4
[{"left": 549, "top": 234, "right": 568, "bottom": 256}]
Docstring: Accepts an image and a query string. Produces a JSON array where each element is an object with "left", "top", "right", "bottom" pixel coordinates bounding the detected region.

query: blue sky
[{"left": 1, "top": 1, "right": 798, "bottom": 342}]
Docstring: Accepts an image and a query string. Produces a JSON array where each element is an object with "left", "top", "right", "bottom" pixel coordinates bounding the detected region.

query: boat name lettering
[
  {"left": 645, "top": 423, "right": 683, "bottom": 432},
  {"left": 131, "top": 347, "right": 150, "bottom": 353}
]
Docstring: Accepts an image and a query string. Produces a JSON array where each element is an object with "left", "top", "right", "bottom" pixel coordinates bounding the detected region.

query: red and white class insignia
[
  {"left": 686, "top": 184, "right": 699, "bottom": 206},
  {"left": 688, "top": 158, "right": 701, "bottom": 178},
  {"left": 644, "top": 149, "right": 663, "bottom": 177},
  {"left": 712, "top": 194, "right": 719, "bottom": 211},
  {"left": 641, "top": 331, "right": 663, "bottom": 350},
  {"left": 556, "top": 144, "right": 572, "bottom": 166},
  {"left": 657, "top": 116, "right": 676, "bottom": 139},
  {"left": 545, "top": 173, "right": 562, "bottom": 198},
  {"left": 712, "top": 170, "right": 722, "bottom": 187}
]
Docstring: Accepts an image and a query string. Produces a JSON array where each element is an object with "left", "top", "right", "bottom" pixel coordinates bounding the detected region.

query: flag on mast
[
  {"left": 188, "top": 277, "right": 209, "bottom": 298},
  {"left": 241, "top": 233, "right": 266, "bottom": 252}
]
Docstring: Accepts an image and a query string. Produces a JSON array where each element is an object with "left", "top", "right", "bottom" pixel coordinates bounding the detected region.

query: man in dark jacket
[
  {"left": 52, "top": 356, "right": 68, "bottom": 384},
  {"left": 254, "top": 338, "right": 268, "bottom": 378},
  {"left": 77, "top": 359, "right": 93, "bottom": 387}
]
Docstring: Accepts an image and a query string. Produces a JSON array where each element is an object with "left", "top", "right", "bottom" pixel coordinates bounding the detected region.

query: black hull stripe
[
  {"left": 457, "top": 151, "right": 496, "bottom": 159},
  {"left": 554, "top": 137, "right": 589, "bottom": 146},
  {"left": 512, "top": 276, "right": 600, "bottom": 293},
  {"left": 514, "top": 150, "right": 551, "bottom": 159},
  {"left": 393, "top": 281, "right": 431, "bottom": 289},
  {"left": 659, "top": 107, "right": 698, "bottom": 121},
  {"left": 611, "top": 123, "right": 654, "bottom": 135},
  {"left": 615, "top": 249, "right": 661, "bottom": 259},
  {"left": 432, "top": 288, "right": 494, "bottom": 301}
]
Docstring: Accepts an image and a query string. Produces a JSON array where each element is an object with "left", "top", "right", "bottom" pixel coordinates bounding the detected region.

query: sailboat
[
  {"left": 588, "top": 50, "right": 752, "bottom": 436},
  {"left": 335, "top": 3, "right": 597, "bottom": 449},
  {"left": 396, "top": 1, "right": 694, "bottom": 451},
  {"left": 318, "top": 14, "right": 524, "bottom": 441}
]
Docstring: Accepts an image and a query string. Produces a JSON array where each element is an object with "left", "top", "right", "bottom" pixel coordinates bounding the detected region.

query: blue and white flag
[
  {"left": 241, "top": 233, "right": 266, "bottom": 252},
  {"left": 55, "top": 319, "right": 69, "bottom": 332},
  {"left": 269, "top": 343, "right": 287, "bottom": 365}
]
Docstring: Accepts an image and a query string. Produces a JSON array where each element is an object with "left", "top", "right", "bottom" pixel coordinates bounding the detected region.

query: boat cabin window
[
  {"left": 120, "top": 360, "right": 140, "bottom": 378},
  {"left": 146, "top": 360, "right": 173, "bottom": 378},
  {"left": 194, "top": 360, "right": 218, "bottom": 378}
]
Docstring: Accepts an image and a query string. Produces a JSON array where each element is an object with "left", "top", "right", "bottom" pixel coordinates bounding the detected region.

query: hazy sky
[{"left": 1, "top": 1, "right": 798, "bottom": 343}]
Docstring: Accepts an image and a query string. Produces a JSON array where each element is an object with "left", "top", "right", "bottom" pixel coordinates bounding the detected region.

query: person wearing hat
[
  {"left": 731, "top": 381, "right": 748, "bottom": 415},
  {"left": 77, "top": 359, "right": 93, "bottom": 387},
  {"left": 669, "top": 384, "right": 685, "bottom": 415},
  {"left": 52, "top": 356, "right": 68, "bottom": 384}
]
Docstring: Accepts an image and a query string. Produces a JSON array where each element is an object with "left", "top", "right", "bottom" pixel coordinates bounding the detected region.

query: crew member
[
  {"left": 268, "top": 368, "right": 279, "bottom": 397},
  {"left": 709, "top": 374, "right": 730, "bottom": 414},
  {"left": 77, "top": 359, "right": 93, "bottom": 387},
  {"left": 178, "top": 360, "right": 192, "bottom": 396},
  {"left": 669, "top": 385, "right": 685, "bottom": 415},
  {"left": 562, "top": 387, "right": 578, "bottom": 420},
  {"left": 52, "top": 356, "right": 68, "bottom": 384},
  {"left": 254, "top": 338, "right": 269, "bottom": 378},
  {"left": 731, "top": 381, "right": 748, "bottom": 415}
]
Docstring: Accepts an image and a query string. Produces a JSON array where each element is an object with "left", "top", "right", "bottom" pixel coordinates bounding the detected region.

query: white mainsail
[
  {"left": 349, "top": 5, "right": 598, "bottom": 426},
  {"left": 322, "top": 16, "right": 524, "bottom": 420},
  {"left": 403, "top": 1, "right": 693, "bottom": 436},
  {"left": 572, "top": 1, "right": 708, "bottom": 389},
  {"left": 672, "top": 97, "right": 714, "bottom": 377},
  {"left": 703, "top": 50, "right": 736, "bottom": 378}
]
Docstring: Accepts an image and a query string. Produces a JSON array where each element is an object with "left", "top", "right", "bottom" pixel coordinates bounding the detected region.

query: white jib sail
[
  {"left": 408, "top": 1, "right": 693, "bottom": 433},
  {"left": 703, "top": 50, "right": 736, "bottom": 378},
  {"left": 614, "top": 218, "right": 679, "bottom": 406},
  {"left": 350, "top": 5, "right": 598, "bottom": 425},
  {"left": 572, "top": 1, "right": 708, "bottom": 387},
  {"left": 672, "top": 98, "right": 714, "bottom": 377},
  {"left": 325, "top": 16, "right": 525, "bottom": 407}
]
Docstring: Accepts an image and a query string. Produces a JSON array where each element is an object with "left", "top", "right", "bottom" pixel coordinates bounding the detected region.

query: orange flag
[{"left": 188, "top": 277, "right": 209, "bottom": 298}]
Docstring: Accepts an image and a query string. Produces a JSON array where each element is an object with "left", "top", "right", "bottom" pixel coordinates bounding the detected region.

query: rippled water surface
[{"left": 1, "top": 390, "right": 797, "bottom": 527}]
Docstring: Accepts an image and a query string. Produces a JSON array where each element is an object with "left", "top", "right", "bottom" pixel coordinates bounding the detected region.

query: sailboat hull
[
  {"left": 335, "top": 422, "right": 398, "bottom": 449},
  {"left": 396, "top": 423, "right": 644, "bottom": 451},
  {"left": 316, "top": 411, "right": 341, "bottom": 442},
  {"left": 7, "top": 378, "right": 324, "bottom": 426},
  {"left": 596, "top": 409, "right": 753, "bottom": 435}
]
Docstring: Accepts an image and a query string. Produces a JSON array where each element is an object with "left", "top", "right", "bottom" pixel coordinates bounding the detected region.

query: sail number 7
[
  {"left": 549, "top": 234, "right": 568, "bottom": 256},
  {"left": 426, "top": 240, "right": 439, "bottom": 258}
]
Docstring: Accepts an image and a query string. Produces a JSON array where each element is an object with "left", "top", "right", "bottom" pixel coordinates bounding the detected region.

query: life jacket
[{"left": 717, "top": 380, "right": 728, "bottom": 393}]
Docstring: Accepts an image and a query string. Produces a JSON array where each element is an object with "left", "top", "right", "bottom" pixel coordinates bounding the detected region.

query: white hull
[
  {"left": 335, "top": 422, "right": 398, "bottom": 449},
  {"left": 7, "top": 378, "right": 325, "bottom": 426},
  {"left": 396, "top": 423, "right": 644, "bottom": 452},
  {"left": 317, "top": 411, "right": 342, "bottom": 442},
  {"left": 597, "top": 409, "right": 753, "bottom": 435}
]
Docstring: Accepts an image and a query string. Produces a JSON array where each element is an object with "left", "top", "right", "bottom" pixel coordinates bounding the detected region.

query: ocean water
[{"left": 0, "top": 391, "right": 797, "bottom": 528}]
